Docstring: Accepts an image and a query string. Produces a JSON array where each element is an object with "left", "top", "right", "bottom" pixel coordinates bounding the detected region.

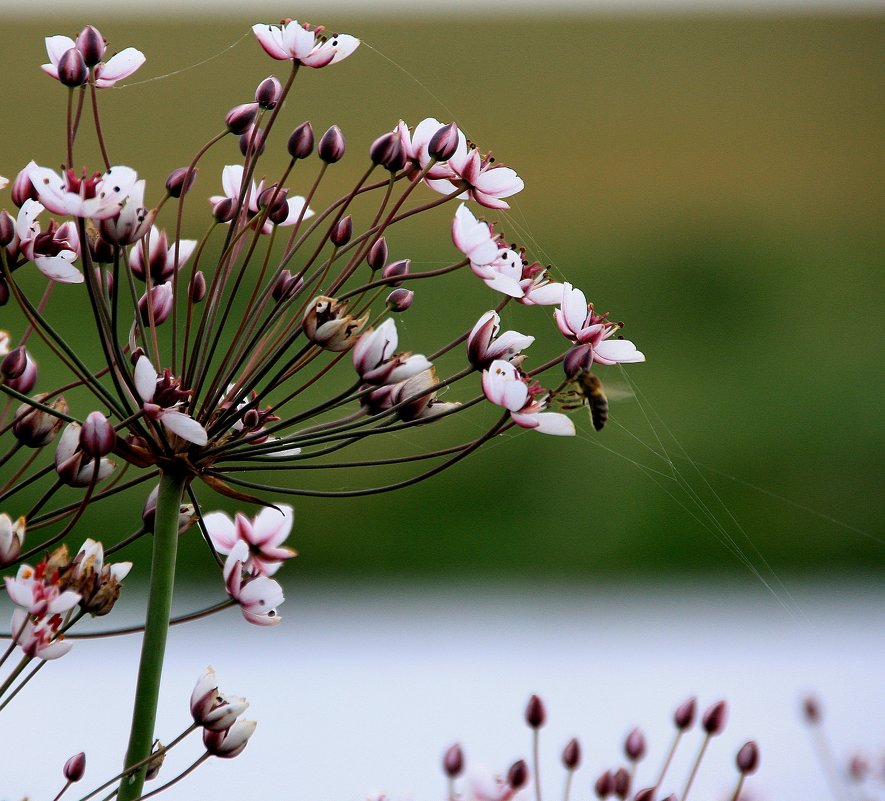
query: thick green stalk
[{"left": 117, "top": 470, "right": 185, "bottom": 801}]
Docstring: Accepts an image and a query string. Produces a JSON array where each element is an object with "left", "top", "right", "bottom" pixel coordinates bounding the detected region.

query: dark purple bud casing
[
  {"left": 77, "top": 25, "right": 106, "bottom": 66},
  {"left": 63, "top": 751, "right": 86, "bottom": 782},
  {"left": 624, "top": 727, "right": 646, "bottom": 761},
  {"left": 702, "top": 700, "right": 728, "bottom": 735},
  {"left": 673, "top": 696, "right": 697, "bottom": 731},
  {"left": 287, "top": 122, "right": 315, "bottom": 160},
  {"left": 507, "top": 760, "right": 529, "bottom": 789},
  {"left": 736, "top": 741, "right": 759, "bottom": 774},
  {"left": 190, "top": 272, "right": 207, "bottom": 303},
  {"left": 442, "top": 743, "right": 464, "bottom": 778},
  {"left": 80, "top": 411, "right": 115, "bottom": 457},
  {"left": 386, "top": 288, "right": 413, "bottom": 313},
  {"left": 255, "top": 75, "right": 282, "bottom": 109},
  {"left": 613, "top": 767, "right": 631, "bottom": 800},
  {"left": 595, "top": 770, "right": 615, "bottom": 799},
  {"left": 633, "top": 789, "right": 656, "bottom": 801},
  {"left": 370, "top": 131, "right": 406, "bottom": 171},
  {"left": 562, "top": 737, "right": 581, "bottom": 770},
  {"left": 225, "top": 103, "right": 259, "bottom": 135},
  {"left": 428, "top": 122, "right": 459, "bottom": 161},
  {"left": 165, "top": 167, "right": 198, "bottom": 199},
  {"left": 0, "top": 210, "right": 15, "bottom": 247},
  {"left": 525, "top": 694, "right": 546, "bottom": 729},
  {"left": 318, "top": 125, "right": 345, "bottom": 163},
  {"left": 1, "top": 347, "right": 27, "bottom": 380},
  {"left": 58, "top": 48, "right": 88, "bottom": 87},
  {"left": 382, "top": 258, "right": 409, "bottom": 286},
  {"left": 331, "top": 215, "right": 353, "bottom": 247},
  {"left": 366, "top": 237, "right": 388, "bottom": 271}
]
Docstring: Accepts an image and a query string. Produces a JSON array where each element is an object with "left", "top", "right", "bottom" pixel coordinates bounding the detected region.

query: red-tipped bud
[
  {"left": 255, "top": 75, "right": 282, "bottom": 109},
  {"left": 63, "top": 751, "right": 86, "bottom": 782},
  {"left": 189, "top": 272, "right": 207, "bottom": 303},
  {"left": 802, "top": 696, "right": 820, "bottom": 724},
  {"left": 225, "top": 102, "right": 259, "bottom": 135},
  {"left": 525, "top": 694, "right": 546, "bottom": 729},
  {"left": 370, "top": 131, "right": 406, "bottom": 171},
  {"left": 507, "top": 760, "right": 529, "bottom": 789},
  {"left": 212, "top": 197, "right": 237, "bottom": 224},
  {"left": 595, "top": 770, "right": 615, "bottom": 798},
  {"left": 562, "top": 737, "right": 581, "bottom": 770},
  {"left": 287, "top": 121, "right": 315, "bottom": 160},
  {"left": 331, "top": 215, "right": 353, "bottom": 247},
  {"left": 165, "top": 167, "right": 198, "bottom": 199},
  {"left": 0, "top": 211, "right": 15, "bottom": 247},
  {"left": 138, "top": 284, "right": 174, "bottom": 326},
  {"left": 674, "top": 696, "right": 697, "bottom": 730},
  {"left": 77, "top": 25, "right": 106, "bottom": 66},
  {"left": 624, "top": 727, "right": 646, "bottom": 761},
  {"left": 702, "top": 700, "right": 728, "bottom": 735},
  {"left": 11, "top": 165, "right": 40, "bottom": 207},
  {"left": 79, "top": 411, "right": 115, "bottom": 457},
  {"left": 428, "top": 122, "right": 460, "bottom": 161},
  {"left": 239, "top": 124, "right": 267, "bottom": 158},
  {"left": 382, "top": 258, "right": 409, "bottom": 285},
  {"left": 58, "top": 48, "right": 88, "bottom": 87},
  {"left": 2, "top": 346, "right": 27, "bottom": 380},
  {"left": 736, "top": 741, "right": 759, "bottom": 775},
  {"left": 633, "top": 789, "right": 655, "bottom": 801},
  {"left": 318, "top": 125, "right": 345, "bottom": 163},
  {"left": 443, "top": 743, "right": 464, "bottom": 778},
  {"left": 613, "top": 768, "right": 631, "bottom": 799},
  {"left": 386, "top": 288, "right": 413, "bottom": 312},
  {"left": 366, "top": 237, "right": 388, "bottom": 271}
]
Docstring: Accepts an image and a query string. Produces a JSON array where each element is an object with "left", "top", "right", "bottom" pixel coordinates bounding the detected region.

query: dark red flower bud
[
  {"left": 802, "top": 696, "right": 820, "bottom": 724},
  {"left": 613, "top": 767, "right": 631, "bottom": 800},
  {"left": 674, "top": 696, "right": 697, "bottom": 731},
  {"left": 225, "top": 102, "right": 259, "bottom": 135},
  {"left": 2, "top": 346, "right": 27, "bottom": 380},
  {"left": 318, "top": 125, "right": 345, "bottom": 163},
  {"left": 258, "top": 186, "right": 289, "bottom": 223},
  {"left": 58, "top": 48, "right": 88, "bottom": 87},
  {"left": 165, "top": 166, "right": 198, "bottom": 199},
  {"left": 386, "top": 288, "right": 413, "bottom": 312},
  {"left": 562, "top": 737, "right": 581, "bottom": 770},
  {"left": 90, "top": 236, "right": 115, "bottom": 265},
  {"left": 633, "top": 789, "right": 655, "bottom": 801},
  {"left": 382, "top": 258, "right": 409, "bottom": 285},
  {"left": 366, "top": 237, "right": 388, "bottom": 271},
  {"left": 370, "top": 131, "right": 406, "bottom": 171},
  {"left": 240, "top": 124, "right": 267, "bottom": 158},
  {"left": 63, "top": 751, "right": 86, "bottom": 782},
  {"left": 331, "top": 215, "right": 352, "bottom": 247},
  {"left": 212, "top": 197, "right": 236, "bottom": 224},
  {"left": 595, "top": 770, "right": 615, "bottom": 798},
  {"left": 0, "top": 279, "right": 7, "bottom": 307},
  {"left": 79, "top": 411, "right": 115, "bottom": 457},
  {"left": 189, "top": 272, "right": 206, "bottom": 303},
  {"left": 11, "top": 165, "right": 40, "bottom": 207},
  {"left": 0, "top": 210, "right": 15, "bottom": 247},
  {"left": 138, "top": 284, "right": 173, "bottom": 326},
  {"left": 702, "top": 700, "right": 728, "bottom": 735},
  {"left": 428, "top": 122, "right": 460, "bottom": 161},
  {"left": 272, "top": 270, "right": 302, "bottom": 302},
  {"left": 255, "top": 75, "right": 282, "bottom": 109},
  {"left": 507, "top": 760, "right": 529, "bottom": 789},
  {"left": 736, "top": 741, "right": 759, "bottom": 775},
  {"left": 287, "top": 121, "right": 315, "bottom": 160},
  {"left": 77, "top": 25, "right": 106, "bottom": 66},
  {"left": 563, "top": 344, "right": 594, "bottom": 379},
  {"left": 525, "top": 694, "right": 546, "bottom": 729},
  {"left": 443, "top": 743, "right": 464, "bottom": 778},
  {"left": 624, "top": 727, "right": 646, "bottom": 761}
]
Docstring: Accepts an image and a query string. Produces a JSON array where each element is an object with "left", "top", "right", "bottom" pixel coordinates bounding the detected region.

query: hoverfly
[{"left": 559, "top": 369, "right": 609, "bottom": 431}]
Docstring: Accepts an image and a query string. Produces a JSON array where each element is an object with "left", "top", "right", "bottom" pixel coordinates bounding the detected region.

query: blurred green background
[{"left": 2, "top": 12, "right": 882, "bottom": 584}]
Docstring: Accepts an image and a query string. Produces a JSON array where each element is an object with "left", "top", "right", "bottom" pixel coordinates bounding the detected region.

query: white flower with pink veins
[
  {"left": 482, "top": 359, "right": 575, "bottom": 436},
  {"left": 252, "top": 20, "right": 359, "bottom": 68},
  {"left": 133, "top": 356, "right": 208, "bottom": 446},
  {"left": 10, "top": 199, "right": 83, "bottom": 283},
  {"left": 555, "top": 283, "right": 645, "bottom": 365},
  {"left": 203, "top": 505, "right": 297, "bottom": 577},
  {"left": 352, "top": 318, "right": 432, "bottom": 385},
  {"left": 42, "top": 35, "right": 145, "bottom": 88},
  {"left": 29, "top": 164, "right": 139, "bottom": 221},
  {"left": 4, "top": 564, "right": 80, "bottom": 617}
]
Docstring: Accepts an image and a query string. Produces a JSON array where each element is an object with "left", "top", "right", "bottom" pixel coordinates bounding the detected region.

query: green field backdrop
[{"left": 1, "top": 14, "right": 882, "bottom": 583}]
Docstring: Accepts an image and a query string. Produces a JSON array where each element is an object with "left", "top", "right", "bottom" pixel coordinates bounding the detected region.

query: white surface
[{"left": 1, "top": 581, "right": 883, "bottom": 800}]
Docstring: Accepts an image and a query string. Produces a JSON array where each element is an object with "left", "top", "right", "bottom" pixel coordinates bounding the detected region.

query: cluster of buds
[
  {"left": 190, "top": 666, "right": 256, "bottom": 759},
  {"left": 437, "top": 695, "right": 758, "bottom": 801}
]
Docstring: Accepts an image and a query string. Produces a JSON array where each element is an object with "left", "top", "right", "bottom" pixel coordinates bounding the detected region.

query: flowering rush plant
[{"left": 0, "top": 18, "right": 646, "bottom": 800}]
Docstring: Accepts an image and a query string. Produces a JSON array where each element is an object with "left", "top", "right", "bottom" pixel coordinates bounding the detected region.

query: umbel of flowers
[{"left": 0, "top": 19, "right": 644, "bottom": 799}]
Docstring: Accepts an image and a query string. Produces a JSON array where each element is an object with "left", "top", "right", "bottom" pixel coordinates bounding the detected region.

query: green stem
[{"left": 117, "top": 470, "right": 186, "bottom": 801}]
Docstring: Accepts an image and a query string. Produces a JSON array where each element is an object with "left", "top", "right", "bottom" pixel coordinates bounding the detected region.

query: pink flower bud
[
  {"left": 58, "top": 48, "right": 88, "bottom": 87},
  {"left": 165, "top": 166, "right": 197, "bottom": 199},
  {"left": 190, "top": 272, "right": 207, "bottom": 303},
  {"left": 525, "top": 694, "right": 546, "bottom": 728},
  {"left": 736, "top": 741, "right": 759, "bottom": 774},
  {"left": 0, "top": 210, "right": 14, "bottom": 247},
  {"left": 79, "top": 411, "right": 115, "bottom": 457},
  {"left": 612, "top": 767, "right": 630, "bottom": 800},
  {"left": 272, "top": 269, "right": 302, "bottom": 302},
  {"left": 386, "top": 288, "right": 413, "bottom": 313},
  {"left": 2, "top": 346, "right": 27, "bottom": 380},
  {"left": 138, "top": 284, "right": 174, "bottom": 326},
  {"left": 507, "top": 760, "right": 529, "bottom": 790},
  {"left": 239, "top": 124, "right": 267, "bottom": 158},
  {"left": 318, "top": 125, "right": 345, "bottom": 163},
  {"left": 4, "top": 348, "right": 37, "bottom": 393},
  {"left": 203, "top": 719, "right": 256, "bottom": 759},
  {"left": 331, "top": 215, "right": 352, "bottom": 246},
  {"left": 63, "top": 751, "right": 86, "bottom": 782},
  {"left": 77, "top": 25, "right": 106, "bottom": 66},
  {"left": 225, "top": 102, "right": 259, "bottom": 135},
  {"left": 562, "top": 737, "right": 581, "bottom": 770},
  {"left": 428, "top": 122, "right": 459, "bottom": 161},
  {"left": 255, "top": 75, "right": 282, "bottom": 109},
  {"left": 442, "top": 743, "right": 464, "bottom": 778},
  {"left": 12, "top": 165, "right": 40, "bottom": 207},
  {"left": 624, "top": 727, "right": 646, "bottom": 761},
  {"left": 702, "top": 700, "right": 728, "bottom": 735},
  {"left": 594, "top": 770, "right": 615, "bottom": 799},
  {"left": 212, "top": 197, "right": 237, "bottom": 224},
  {"left": 563, "top": 344, "right": 594, "bottom": 379},
  {"left": 673, "top": 696, "right": 696, "bottom": 730},
  {"left": 370, "top": 131, "right": 405, "bottom": 171},
  {"left": 287, "top": 121, "right": 314, "bottom": 160},
  {"left": 366, "top": 237, "right": 388, "bottom": 271},
  {"left": 381, "top": 258, "right": 409, "bottom": 286}
]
